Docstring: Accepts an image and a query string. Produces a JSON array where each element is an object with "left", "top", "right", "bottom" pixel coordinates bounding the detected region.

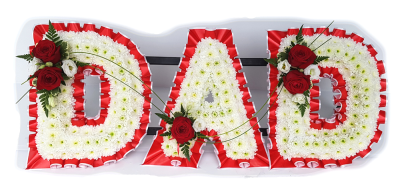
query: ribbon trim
[{"left": 27, "top": 22, "right": 152, "bottom": 169}]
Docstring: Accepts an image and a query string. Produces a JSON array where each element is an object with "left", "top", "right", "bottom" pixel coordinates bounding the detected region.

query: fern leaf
[
  {"left": 296, "top": 25, "right": 304, "bottom": 44},
  {"left": 264, "top": 58, "right": 278, "bottom": 68},
  {"left": 298, "top": 103, "right": 307, "bottom": 117},
  {"left": 183, "top": 145, "right": 190, "bottom": 162},
  {"left": 38, "top": 91, "right": 50, "bottom": 117},
  {"left": 277, "top": 52, "right": 288, "bottom": 61},
  {"left": 45, "top": 20, "right": 63, "bottom": 46},
  {"left": 159, "top": 131, "right": 171, "bottom": 137},
  {"left": 16, "top": 54, "right": 34, "bottom": 62},
  {"left": 74, "top": 60, "right": 90, "bottom": 67},
  {"left": 313, "top": 56, "right": 329, "bottom": 65}
]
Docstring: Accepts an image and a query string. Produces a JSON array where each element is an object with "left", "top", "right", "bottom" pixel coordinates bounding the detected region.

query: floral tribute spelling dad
[{"left": 16, "top": 20, "right": 386, "bottom": 170}]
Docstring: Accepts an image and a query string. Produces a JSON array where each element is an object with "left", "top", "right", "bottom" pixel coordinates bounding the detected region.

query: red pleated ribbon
[
  {"left": 267, "top": 27, "right": 386, "bottom": 169},
  {"left": 26, "top": 22, "right": 152, "bottom": 169},
  {"left": 143, "top": 29, "right": 269, "bottom": 168}
]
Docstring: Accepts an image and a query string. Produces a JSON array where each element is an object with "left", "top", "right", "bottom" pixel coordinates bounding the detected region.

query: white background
[{"left": 3, "top": 0, "right": 399, "bottom": 188}]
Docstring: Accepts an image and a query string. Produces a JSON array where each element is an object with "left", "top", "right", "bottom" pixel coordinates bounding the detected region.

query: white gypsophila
[
  {"left": 161, "top": 38, "right": 257, "bottom": 160},
  {"left": 28, "top": 57, "right": 42, "bottom": 75},
  {"left": 277, "top": 59, "right": 291, "bottom": 73},
  {"left": 292, "top": 93, "right": 306, "bottom": 104},
  {"left": 61, "top": 59, "right": 78, "bottom": 77},
  {"left": 273, "top": 34, "right": 381, "bottom": 160},
  {"left": 35, "top": 31, "right": 145, "bottom": 160},
  {"left": 304, "top": 64, "right": 321, "bottom": 80}
]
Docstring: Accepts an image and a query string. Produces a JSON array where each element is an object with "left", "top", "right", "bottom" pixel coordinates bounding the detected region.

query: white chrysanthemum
[
  {"left": 35, "top": 31, "right": 146, "bottom": 160},
  {"left": 277, "top": 60, "right": 291, "bottom": 73},
  {"left": 162, "top": 38, "right": 257, "bottom": 160},
  {"left": 304, "top": 64, "right": 321, "bottom": 80},
  {"left": 273, "top": 34, "right": 382, "bottom": 160}
]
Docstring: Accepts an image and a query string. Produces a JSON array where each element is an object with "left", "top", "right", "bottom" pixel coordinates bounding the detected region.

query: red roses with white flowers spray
[
  {"left": 156, "top": 105, "right": 210, "bottom": 160},
  {"left": 264, "top": 22, "right": 333, "bottom": 116},
  {"left": 16, "top": 24, "right": 74, "bottom": 117}
]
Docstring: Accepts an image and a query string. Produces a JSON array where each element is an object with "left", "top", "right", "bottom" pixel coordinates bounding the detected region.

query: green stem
[
  {"left": 207, "top": 84, "right": 279, "bottom": 138},
  {"left": 198, "top": 86, "right": 283, "bottom": 144},
  {"left": 308, "top": 20, "right": 334, "bottom": 48},
  {"left": 86, "top": 64, "right": 167, "bottom": 115},
  {"left": 16, "top": 86, "right": 33, "bottom": 104},
  {"left": 70, "top": 52, "right": 173, "bottom": 114},
  {"left": 21, "top": 78, "right": 31, "bottom": 85},
  {"left": 312, "top": 38, "right": 332, "bottom": 51}
]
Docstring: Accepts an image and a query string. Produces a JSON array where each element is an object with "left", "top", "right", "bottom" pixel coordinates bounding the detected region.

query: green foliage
[
  {"left": 303, "top": 89, "right": 310, "bottom": 97},
  {"left": 296, "top": 90, "right": 311, "bottom": 117},
  {"left": 264, "top": 58, "right": 278, "bottom": 68},
  {"left": 196, "top": 132, "right": 210, "bottom": 142},
  {"left": 290, "top": 41, "right": 296, "bottom": 48},
  {"left": 180, "top": 104, "right": 186, "bottom": 117},
  {"left": 74, "top": 60, "right": 91, "bottom": 67},
  {"left": 296, "top": 25, "right": 305, "bottom": 45},
  {"left": 16, "top": 54, "right": 34, "bottom": 62},
  {"left": 298, "top": 103, "right": 307, "bottom": 117},
  {"left": 278, "top": 78, "right": 283, "bottom": 87},
  {"left": 60, "top": 41, "right": 69, "bottom": 60},
  {"left": 38, "top": 90, "right": 50, "bottom": 117},
  {"left": 155, "top": 113, "right": 174, "bottom": 124},
  {"left": 277, "top": 52, "right": 288, "bottom": 62},
  {"left": 49, "top": 87, "right": 61, "bottom": 96},
  {"left": 46, "top": 21, "right": 63, "bottom": 46},
  {"left": 181, "top": 145, "right": 190, "bottom": 162},
  {"left": 45, "top": 21, "right": 69, "bottom": 61},
  {"left": 173, "top": 112, "right": 183, "bottom": 118},
  {"left": 21, "top": 75, "right": 36, "bottom": 86},
  {"left": 61, "top": 72, "right": 70, "bottom": 81},
  {"left": 159, "top": 131, "right": 171, "bottom": 137},
  {"left": 313, "top": 56, "right": 329, "bottom": 65},
  {"left": 189, "top": 117, "right": 195, "bottom": 124}
]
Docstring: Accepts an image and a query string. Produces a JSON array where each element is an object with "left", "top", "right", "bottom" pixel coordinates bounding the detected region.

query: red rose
[
  {"left": 171, "top": 116, "right": 195, "bottom": 144},
  {"left": 288, "top": 44, "right": 316, "bottom": 69},
  {"left": 32, "top": 40, "right": 61, "bottom": 63},
  {"left": 34, "top": 67, "right": 64, "bottom": 90},
  {"left": 283, "top": 70, "right": 311, "bottom": 94}
]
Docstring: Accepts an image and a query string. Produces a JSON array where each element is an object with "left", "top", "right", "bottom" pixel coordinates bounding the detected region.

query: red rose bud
[
  {"left": 32, "top": 40, "right": 61, "bottom": 63},
  {"left": 34, "top": 67, "right": 64, "bottom": 91},
  {"left": 283, "top": 70, "right": 311, "bottom": 94},
  {"left": 288, "top": 44, "right": 317, "bottom": 69},
  {"left": 171, "top": 116, "right": 195, "bottom": 144},
  {"left": 45, "top": 62, "right": 53, "bottom": 67},
  {"left": 32, "top": 78, "right": 37, "bottom": 87}
]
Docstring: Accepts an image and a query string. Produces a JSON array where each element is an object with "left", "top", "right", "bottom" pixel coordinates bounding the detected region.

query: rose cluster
[
  {"left": 31, "top": 40, "right": 64, "bottom": 90},
  {"left": 278, "top": 44, "right": 320, "bottom": 95}
]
